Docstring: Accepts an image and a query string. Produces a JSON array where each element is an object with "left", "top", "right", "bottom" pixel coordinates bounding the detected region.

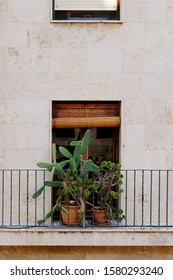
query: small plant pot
[
  {"left": 93, "top": 207, "right": 108, "bottom": 225},
  {"left": 61, "top": 203, "right": 81, "bottom": 225}
]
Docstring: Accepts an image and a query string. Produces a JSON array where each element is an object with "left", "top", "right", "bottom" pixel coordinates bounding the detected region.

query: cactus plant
[{"left": 32, "top": 129, "right": 99, "bottom": 226}]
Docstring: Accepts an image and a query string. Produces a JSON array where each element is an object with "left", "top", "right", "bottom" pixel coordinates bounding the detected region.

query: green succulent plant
[
  {"left": 32, "top": 129, "right": 99, "bottom": 225},
  {"left": 94, "top": 160, "right": 125, "bottom": 223}
]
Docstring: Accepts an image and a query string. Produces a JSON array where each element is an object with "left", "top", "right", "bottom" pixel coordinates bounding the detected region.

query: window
[
  {"left": 51, "top": 0, "right": 122, "bottom": 21},
  {"left": 52, "top": 101, "right": 121, "bottom": 163},
  {"left": 52, "top": 101, "right": 121, "bottom": 222}
]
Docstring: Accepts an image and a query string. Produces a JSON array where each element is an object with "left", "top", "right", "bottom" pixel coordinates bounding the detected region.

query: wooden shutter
[
  {"left": 54, "top": 0, "right": 118, "bottom": 11},
  {"left": 52, "top": 103, "right": 120, "bottom": 129}
]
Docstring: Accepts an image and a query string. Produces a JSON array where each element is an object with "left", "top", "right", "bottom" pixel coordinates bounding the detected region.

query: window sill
[
  {"left": 50, "top": 20, "right": 123, "bottom": 23},
  {"left": 0, "top": 228, "right": 173, "bottom": 246}
]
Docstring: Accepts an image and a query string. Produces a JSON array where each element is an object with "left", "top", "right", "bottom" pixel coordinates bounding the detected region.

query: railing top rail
[{"left": 1, "top": 169, "right": 173, "bottom": 172}]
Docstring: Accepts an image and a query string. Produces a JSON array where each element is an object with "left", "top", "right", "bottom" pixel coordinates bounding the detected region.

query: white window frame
[{"left": 50, "top": 0, "right": 124, "bottom": 23}]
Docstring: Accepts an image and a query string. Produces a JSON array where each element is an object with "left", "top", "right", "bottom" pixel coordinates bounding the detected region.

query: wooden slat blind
[{"left": 52, "top": 103, "right": 120, "bottom": 128}]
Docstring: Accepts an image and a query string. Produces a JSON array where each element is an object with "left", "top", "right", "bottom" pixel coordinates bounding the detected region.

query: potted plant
[
  {"left": 93, "top": 160, "right": 125, "bottom": 225},
  {"left": 32, "top": 129, "right": 99, "bottom": 226}
]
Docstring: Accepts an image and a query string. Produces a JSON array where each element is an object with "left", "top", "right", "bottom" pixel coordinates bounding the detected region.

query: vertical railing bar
[
  {"left": 2, "top": 170, "right": 4, "bottom": 226},
  {"left": 26, "top": 170, "right": 29, "bottom": 227},
  {"left": 35, "top": 170, "right": 37, "bottom": 226},
  {"left": 133, "top": 170, "right": 136, "bottom": 226},
  {"left": 150, "top": 170, "right": 153, "bottom": 227},
  {"left": 92, "top": 172, "right": 95, "bottom": 227},
  {"left": 166, "top": 170, "right": 169, "bottom": 226},
  {"left": 18, "top": 170, "right": 21, "bottom": 226},
  {"left": 141, "top": 170, "right": 144, "bottom": 227},
  {"left": 158, "top": 170, "right": 161, "bottom": 227},
  {"left": 43, "top": 170, "right": 46, "bottom": 223},
  {"left": 125, "top": 170, "right": 128, "bottom": 226},
  {"left": 10, "top": 170, "right": 12, "bottom": 226}
]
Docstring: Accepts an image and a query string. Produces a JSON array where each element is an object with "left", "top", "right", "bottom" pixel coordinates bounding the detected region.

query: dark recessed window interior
[{"left": 53, "top": 11, "right": 119, "bottom": 21}]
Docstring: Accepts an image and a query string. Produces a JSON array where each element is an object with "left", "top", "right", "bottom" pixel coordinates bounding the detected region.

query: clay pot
[
  {"left": 61, "top": 203, "right": 81, "bottom": 225},
  {"left": 93, "top": 207, "right": 108, "bottom": 225}
]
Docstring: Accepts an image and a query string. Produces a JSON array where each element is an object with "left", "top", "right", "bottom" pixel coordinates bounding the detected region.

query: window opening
[
  {"left": 52, "top": 0, "right": 121, "bottom": 21},
  {"left": 52, "top": 101, "right": 121, "bottom": 222}
]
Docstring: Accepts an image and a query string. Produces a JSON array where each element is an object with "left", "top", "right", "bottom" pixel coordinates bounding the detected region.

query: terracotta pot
[
  {"left": 61, "top": 203, "right": 81, "bottom": 225},
  {"left": 93, "top": 207, "right": 108, "bottom": 225}
]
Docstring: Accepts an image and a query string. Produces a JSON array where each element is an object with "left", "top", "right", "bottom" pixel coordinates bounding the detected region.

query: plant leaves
[
  {"left": 70, "top": 140, "right": 81, "bottom": 146},
  {"left": 45, "top": 209, "right": 55, "bottom": 219},
  {"left": 81, "top": 129, "right": 91, "bottom": 153},
  {"left": 32, "top": 185, "right": 45, "bottom": 199},
  {"left": 59, "top": 146, "right": 72, "bottom": 159},
  {"left": 37, "top": 162, "right": 53, "bottom": 171},
  {"left": 79, "top": 160, "right": 99, "bottom": 178},
  {"left": 37, "top": 218, "right": 46, "bottom": 225},
  {"left": 45, "top": 181, "right": 61, "bottom": 187},
  {"left": 61, "top": 206, "right": 69, "bottom": 215},
  {"left": 74, "top": 143, "right": 82, "bottom": 158},
  {"left": 52, "top": 143, "right": 57, "bottom": 163},
  {"left": 69, "top": 158, "right": 77, "bottom": 173}
]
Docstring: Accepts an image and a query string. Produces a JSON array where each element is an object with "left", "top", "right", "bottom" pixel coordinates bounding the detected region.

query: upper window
[{"left": 51, "top": 0, "right": 121, "bottom": 21}]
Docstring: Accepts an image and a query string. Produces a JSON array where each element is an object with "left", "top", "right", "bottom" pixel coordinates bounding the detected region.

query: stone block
[
  {"left": 144, "top": 150, "right": 166, "bottom": 169},
  {"left": 50, "top": 48, "right": 87, "bottom": 74},
  {"left": 167, "top": 0, "right": 173, "bottom": 22},
  {"left": 50, "top": 23, "right": 124, "bottom": 49},
  {"left": 121, "top": 150, "right": 145, "bottom": 169},
  {"left": 29, "top": 48, "right": 50, "bottom": 73},
  {"left": 7, "top": 0, "right": 49, "bottom": 23},
  {"left": 0, "top": 0, "right": 7, "bottom": 23},
  {"left": 0, "top": 23, "right": 27, "bottom": 47},
  {"left": 144, "top": 125, "right": 166, "bottom": 150},
  {"left": 0, "top": 125, "right": 5, "bottom": 149},
  {"left": 140, "top": 74, "right": 173, "bottom": 99},
  {"left": 123, "top": 99, "right": 145, "bottom": 125},
  {"left": 166, "top": 125, "right": 173, "bottom": 150},
  {"left": 122, "top": 149, "right": 166, "bottom": 170},
  {"left": 125, "top": 0, "right": 167, "bottom": 23},
  {"left": 0, "top": 99, "right": 6, "bottom": 123},
  {"left": 165, "top": 48, "right": 173, "bottom": 73},
  {"left": 27, "top": 23, "right": 50, "bottom": 48},
  {"left": 6, "top": 99, "right": 50, "bottom": 125},
  {"left": 122, "top": 23, "right": 145, "bottom": 49},
  {"left": 4, "top": 124, "right": 28, "bottom": 150},
  {"left": 0, "top": 48, "right": 7, "bottom": 73},
  {"left": 144, "top": 23, "right": 168, "bottom": 50},
  {"left": 144, "top": 98, "right": 166, "bottom": 125},
  {"left": 123, "top": 47, "right": 166, "bottom": 74},
  {"left": 123, "top": 125, "right": 144, "bottom": 150},
  {"left": 4, "top": 149, "right": 50, "bottom": 169},
  {"left": 166, "top": 150, "right": 173, "bottom": 169},
  {"left": 2, "top": 72, "right": 28, "bottom": 99},
  {"left": 7, "top": 48, "right": 30, "bottom": 73},
  {"left": 27, "top": 124, "right": 49, "bottom": 149},
  {"left": 0, "top": 150, "right": 5, "bottom": 168},
  {"left": 87, "top": 48, "right": 122, "bottom": 74},
  {"left": 166, "top": 99, "right": 173, "bottom": 124}
]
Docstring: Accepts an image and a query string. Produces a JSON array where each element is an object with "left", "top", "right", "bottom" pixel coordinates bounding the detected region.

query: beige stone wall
[
  {"left": 0, "top": 0, "right": 173, "bottom": 258},
  {"left": 0, "top": 0, "right": 173, "bottom": 170},
  {"left": 0, "top": 246, "right": 173, "bottom": 260}
]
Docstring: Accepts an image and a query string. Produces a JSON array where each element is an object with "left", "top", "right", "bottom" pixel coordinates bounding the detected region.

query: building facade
[{"left": 0, "top": 0, "right": 173, "bottom": 259}]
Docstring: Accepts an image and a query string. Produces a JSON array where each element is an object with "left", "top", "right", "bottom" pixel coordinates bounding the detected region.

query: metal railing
[{"left": 0, "top": 169, "right": 173, "bottom": 228}]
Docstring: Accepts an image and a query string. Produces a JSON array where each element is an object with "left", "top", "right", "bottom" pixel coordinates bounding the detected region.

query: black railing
[{"left": 0, "top": 169, "right": 173, "bottom": 228}]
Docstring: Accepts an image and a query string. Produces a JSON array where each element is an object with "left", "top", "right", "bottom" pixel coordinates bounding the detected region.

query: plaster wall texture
[{"left": 1, "top": 0, "right": 173, "bottom": 170}]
